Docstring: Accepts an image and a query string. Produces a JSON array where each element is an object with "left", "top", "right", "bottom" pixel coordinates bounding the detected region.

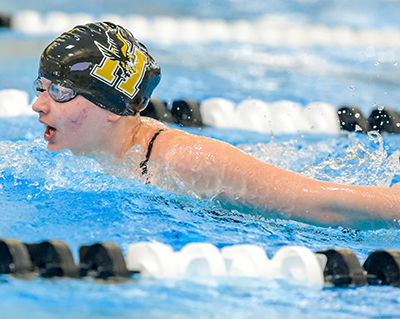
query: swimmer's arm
[{"left": 152, "top": 130, "right": 400, "bottom": 227}]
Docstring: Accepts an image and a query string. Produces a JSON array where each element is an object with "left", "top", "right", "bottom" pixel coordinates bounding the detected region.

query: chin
[
  {"left": 47, "top": 142, "right": 98, "bottom": 157},
  {"left": 46, "top": 143, "right": 67, "bottom": 152}
]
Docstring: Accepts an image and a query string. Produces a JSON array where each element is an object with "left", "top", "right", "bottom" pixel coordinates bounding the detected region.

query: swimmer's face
[{"left": 32, "top": 77, "right": 113, "bottom": 155}]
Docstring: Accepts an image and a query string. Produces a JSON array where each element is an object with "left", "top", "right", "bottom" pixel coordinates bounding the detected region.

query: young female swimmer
[{"left": 32, "top": 22, "right": 400, "bottom": 229}]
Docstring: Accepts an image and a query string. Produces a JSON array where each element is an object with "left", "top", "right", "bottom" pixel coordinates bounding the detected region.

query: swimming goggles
[{"left": 33, "top": 78, "right": 77, "bottom": 103}]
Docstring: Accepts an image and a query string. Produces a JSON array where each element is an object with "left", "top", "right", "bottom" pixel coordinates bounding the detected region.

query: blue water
[
  {"left": 2, "top": 0, "right": 400, "bottom": 30},
  {"left": 1, "top": 0, "right": 400, "bottom": 318}
]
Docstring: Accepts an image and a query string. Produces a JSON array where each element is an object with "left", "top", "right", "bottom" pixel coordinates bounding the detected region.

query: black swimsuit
[{"left": 139, "top": 129, "right": 165, "bottom": 176}]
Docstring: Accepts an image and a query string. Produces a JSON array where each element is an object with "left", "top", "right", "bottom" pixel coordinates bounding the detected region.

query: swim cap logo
[{"left": 90, "top": 28, "right": 148, "bottom": 99}]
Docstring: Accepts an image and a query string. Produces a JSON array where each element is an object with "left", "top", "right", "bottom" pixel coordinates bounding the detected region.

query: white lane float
[
  {"left": 126, "top": 241, "right": 326, "bottom": 288},
  {"left": 236, "top": 99, "right": 272, "bottom": 133},
  {"left": 221, "top": 244, "right": 270, "bottom": 277},
  {"left": 269, "top": 100, "right": 308, "bottom": 133},
  {"left": 266, "top": 246, "right": 327, "bottom": 287},
  {"left": 174, "top": 242, "right": 227, "bottom": 277},
  {"left": 0, "top": 89, "right": 35, "bottom": 117},
  {"left": 200, "top": 97, "right": 237, "bottom": 129},
  {"left": 126, "top": 242, "right": 178, "bottom": 278},
  {"left": 10, "top": 10, "right": 400, "bottom": 48},
  {"left": 303, "top": 102, "right": 341, "bottom": 133},
  {"left": 200, "top": 97, "right": 341, "bottom": 134}
]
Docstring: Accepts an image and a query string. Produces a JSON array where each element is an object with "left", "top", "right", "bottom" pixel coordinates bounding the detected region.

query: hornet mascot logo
[{"left": 90, "top": 27, "right": 148, "bottom": 98}]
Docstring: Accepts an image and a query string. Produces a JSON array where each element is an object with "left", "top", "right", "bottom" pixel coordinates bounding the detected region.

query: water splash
[
  {"left": 302, "top": 132, "right": 400, "bottom": 186},
  {"left": 238, "top": 137, "right": 336, "bottom": 173},
  {"left": 0, "top": 139, "right": 144, "bottom": 196},
  {"left": 239, "top": 133, "right": 400, "bottom": 187}
]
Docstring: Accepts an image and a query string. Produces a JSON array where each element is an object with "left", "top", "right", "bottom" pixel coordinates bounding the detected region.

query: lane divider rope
[
  {"left": 1, "top": 89, "right": 399, "bottom": 135},
  {"left": 2, "top": 11, "right": 400, "bottom": 48},
  {"left": 1, "top": 238, "right": 400, "bottom": 288}
]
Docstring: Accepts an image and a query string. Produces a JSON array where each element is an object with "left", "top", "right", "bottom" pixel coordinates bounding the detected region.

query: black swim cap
[{"left": 39, "top": 21, "right": 161, "bottom": 115}]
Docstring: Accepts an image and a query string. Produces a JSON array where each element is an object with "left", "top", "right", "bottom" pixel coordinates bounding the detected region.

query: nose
[{"left": 31, "top": 93, "right": 50, "bottom": 114}]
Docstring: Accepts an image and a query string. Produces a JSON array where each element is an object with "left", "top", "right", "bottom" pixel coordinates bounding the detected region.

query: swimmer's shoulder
[
  {"left": 151, "top": 128, "right": 195, "bottom": 150},
  {"left": 140, "top": 116, "right": 169, "bottom": 130},
  {"left": 139, "top": 117, "right": 198, "bottom": 142},
  {"left": 137, "top": 118, "right": 191, "bottom": 159},
  {"left": 152, "top": 127, "right": 239, "bottom": 165},
  {"left": 139, "top": 117, "right": 234, "bottom": 161}
]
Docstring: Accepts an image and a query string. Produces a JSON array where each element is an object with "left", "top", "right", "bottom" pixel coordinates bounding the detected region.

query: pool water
[{"left": 1, "top": 0, "right": 400, "bottom": 318}]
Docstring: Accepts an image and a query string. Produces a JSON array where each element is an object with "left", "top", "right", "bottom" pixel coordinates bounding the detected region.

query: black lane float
[{"left": 1, "top": 238, "right": 400, "bottom": 288}]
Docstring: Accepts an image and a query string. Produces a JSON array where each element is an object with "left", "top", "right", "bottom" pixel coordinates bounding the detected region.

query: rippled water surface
[
  {"left": 1, "top": 0, "right": 400, "bottom": 318},
  {"left": 1, "top": 116, "right": 400, "bottom": 318}
]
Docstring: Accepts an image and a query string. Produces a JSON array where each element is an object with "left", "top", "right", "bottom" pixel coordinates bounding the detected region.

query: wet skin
[
  {"left": 32, "top": 78, "right": 116, "bottom": 155},
  {"left": 32, "top": 79, "right": 400, "bottom": 228}
]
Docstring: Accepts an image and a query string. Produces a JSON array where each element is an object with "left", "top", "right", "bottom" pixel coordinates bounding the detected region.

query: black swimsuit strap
[{"left": 140, "top": 129, "right": 165, "bottom": 176}]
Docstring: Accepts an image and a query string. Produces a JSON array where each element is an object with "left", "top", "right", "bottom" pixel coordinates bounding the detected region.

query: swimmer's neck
[
  {"left": 70, "top": 115, "right": 167, "bottom": 161},
  {"left": 66, "top": 114, "right": 142, "bottom": 160},
  {"left": 116, "top": 115, "right": 143, "bottom": 157}
]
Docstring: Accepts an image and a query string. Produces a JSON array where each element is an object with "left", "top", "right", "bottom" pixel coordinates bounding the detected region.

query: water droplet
[
  {"left": 311, "top": 126, "right": 315, "bottom": 131},
  {"left": 350, "top": 86, "right": 355, "bottom": 91},
  {"left": 395, "top": 61, "right": 398, "bottom": 66},
  {"left": 397, "top": 123, "right": 400, "bottom": 127},
  {"left": 355, "top": 113, "right": 360, "bottom": 118},
  {"left": 375, "top": 61, "right": 381, "bottom": 66},
  {"left": 378, "top": 105, "right": 384, "bottom": 111}
]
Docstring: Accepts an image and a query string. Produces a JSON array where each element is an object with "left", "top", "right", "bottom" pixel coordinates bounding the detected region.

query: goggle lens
[{"left": 33, "top": 78, "right": 77, "bottom": 103}]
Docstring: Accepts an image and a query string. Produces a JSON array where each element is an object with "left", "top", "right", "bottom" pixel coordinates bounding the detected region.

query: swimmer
[{"left": 32, "top": 22, "right": 400, "bottom": 229}]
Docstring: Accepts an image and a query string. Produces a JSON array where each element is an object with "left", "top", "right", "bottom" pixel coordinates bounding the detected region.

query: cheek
[
  {"left": 69, "top": 108, "right": 89, "bottom": 126},
  {"left": 57, "top": 104, "right": 90, "bottom": 129}
]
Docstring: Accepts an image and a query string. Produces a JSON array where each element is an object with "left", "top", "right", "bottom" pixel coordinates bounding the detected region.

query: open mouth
[{"left": 44, "top": 125, "right": 57, "bottom": 141}]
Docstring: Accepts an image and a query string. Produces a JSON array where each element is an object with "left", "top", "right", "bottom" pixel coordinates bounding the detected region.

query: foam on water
[
  {"left": 2, "top": 132, "right": 400, "bottom": 318},
  {"left": 239, "top": 132, "right": 400, "bottom": 187}
]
